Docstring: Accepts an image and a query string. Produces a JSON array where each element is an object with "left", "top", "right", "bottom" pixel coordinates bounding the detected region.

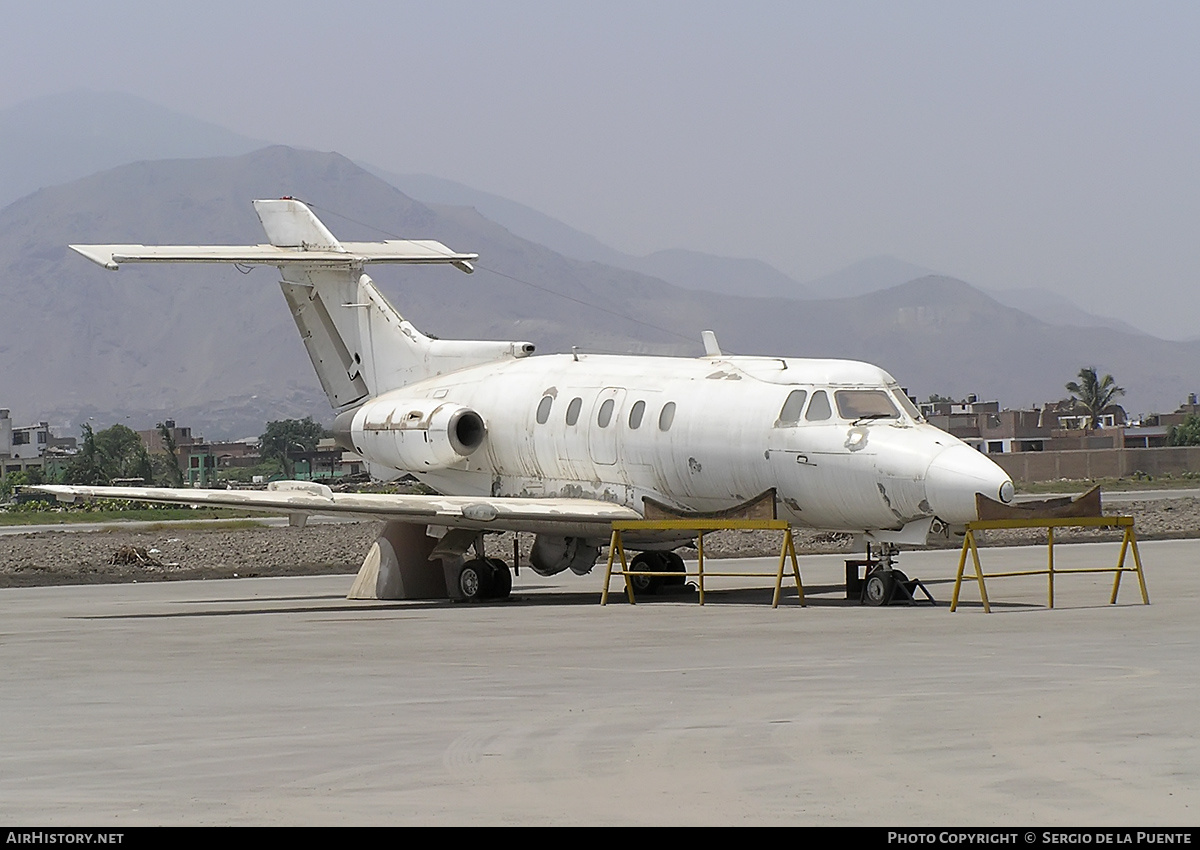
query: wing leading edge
[{"left": 28, "top": 484, "right": 639, "bottom": 537}]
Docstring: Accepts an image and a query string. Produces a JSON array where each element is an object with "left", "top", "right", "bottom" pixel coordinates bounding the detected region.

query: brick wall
[{"left": 994, "top": 446, "right": 1200, "bottom": 482}]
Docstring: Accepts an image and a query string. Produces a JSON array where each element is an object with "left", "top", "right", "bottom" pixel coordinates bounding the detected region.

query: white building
[{"left": 1, "top": 409, "right": 73, "bottom": 478}]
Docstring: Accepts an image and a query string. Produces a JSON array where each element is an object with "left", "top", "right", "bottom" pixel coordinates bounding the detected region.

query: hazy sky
[{"left": 4, "top": 1, "right": 1198, "bottom": 337}]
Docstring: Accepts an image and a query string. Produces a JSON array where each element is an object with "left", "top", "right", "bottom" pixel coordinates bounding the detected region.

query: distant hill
[
  {"left": 983, "top": 286, "right": 1149, "bottom": 337},
  {"left": 375, "top": 169, "right": 630, "bottom": 267},
  {"left": 2, "top": 146, "right": 1199, "bottom": 441},
  {"left": 0, "top": 147, "right": 709, "bottom": 437},
  {"left": 2, "top": 90, "right": 1162, "bottom": 342},
  {"left": 706, "top": 275, "right": 1200, "bottom": 412},
  {"left": 0, "top": 90, "right": 817, "bottom": 307},
  {"left": 0, "top": 90, "right": 266, "bottom": 208},
  {"left": 800, "top": 255, "right": 938, "bottom": 298},
  {"left": 378, "top": 168, "right": 813, "bottom": 299},
  {"left": 622, "top": 249, "right": 812, "bottom": 299},
  {"left": 797, "top": 256, "right": 1154, "bottom": 338}
]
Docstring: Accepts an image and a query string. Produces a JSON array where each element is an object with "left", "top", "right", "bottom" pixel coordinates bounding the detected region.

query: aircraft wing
[{"left": 28, "top": 484, "right": 639, "bottom": 537}]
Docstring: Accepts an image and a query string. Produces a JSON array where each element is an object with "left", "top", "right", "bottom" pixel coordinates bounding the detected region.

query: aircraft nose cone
[{"left": 925, "top": 444, "right": 1014, "bottom": 524}]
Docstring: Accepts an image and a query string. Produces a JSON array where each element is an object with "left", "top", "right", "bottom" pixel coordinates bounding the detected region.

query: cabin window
[
  {"left": 835, "top": 390, "right": 899, "bottom": 421},
  {"left": 659, "top": 402, "right": 676, "bottom": 431},
  {"left": 597, "top": 399, "right": 615, "bottom": 428},
  {"left": 565, "top": 397, "right": 582, "bottom": 425},
  {"left": 775, "top": 390, "right": 808, "bottom": 426},
  {"left": 629, "top": 400, "right": 646, "bottom": 429},
  {"left": 805, "top": 391, "right": 831, "bottom": 421},
  {"left": 536, "top": 395, "right": 553, "bottom": 424}
]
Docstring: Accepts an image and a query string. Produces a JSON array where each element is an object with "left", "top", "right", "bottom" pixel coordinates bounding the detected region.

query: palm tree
[{"left": 1065, "top": 367, "right": 1125, "bottom": 429}]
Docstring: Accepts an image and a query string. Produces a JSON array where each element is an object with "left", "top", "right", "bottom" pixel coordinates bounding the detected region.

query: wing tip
[{"left": 69, "top": 245, "right": 120, "bottom": 270}]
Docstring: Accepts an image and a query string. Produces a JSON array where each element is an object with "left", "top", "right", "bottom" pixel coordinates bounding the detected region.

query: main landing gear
[
  {"left": 628, "top": 550, "right": 687, "bottom": 596},
  {"left": 457, "top": 557, "right": 513, "bottom": 602}
]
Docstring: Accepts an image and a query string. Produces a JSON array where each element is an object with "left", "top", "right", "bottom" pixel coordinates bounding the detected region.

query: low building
[
  {"left": 1041, "top": 399, "right": 1128, "bottom": 431},
  {"left": 289, "top": 439, "right": 365, "bottom": 480},
  {"left": 184, "top": 439, "right": 263, "bottom": 485},
  {"left": 920, "top": 397, "right": 1050, "bottom": 454},
  {"left": 919, "top": 394, "right": 1140, "bottom": 455},
  {"left": 136, "top": 420, "right": 199, "bottom": 457},
  {"left": 1156, "top": 394, "right": 1200, "bottom": 429},
  {"left": 1, "top": 409, "right": 76, "bottom": 480}
]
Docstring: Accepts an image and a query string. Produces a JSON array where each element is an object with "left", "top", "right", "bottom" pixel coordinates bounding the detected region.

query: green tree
[
  {"left": 260, "top": 417, "right": 327, "bottom": 478},
  {"left": 1065, "top": 367, "right": 1125, "bottom": 429},
  {"left": 64, "top": 423, "right": 153, "bottom": 485},
  {"left": 1167, "top": 414, "right": 1200, "bottom": 447},
  {"left": 1, "top": 467, "right": 43, "bottom": 501}
]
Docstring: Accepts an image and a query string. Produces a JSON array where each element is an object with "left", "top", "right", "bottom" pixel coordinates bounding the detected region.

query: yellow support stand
[
  {"left": 950, "top": 515, "right": 1149, "bottom": 613},
  {"left": 600, "top": 519, "right": 805, "bottom": 608}
]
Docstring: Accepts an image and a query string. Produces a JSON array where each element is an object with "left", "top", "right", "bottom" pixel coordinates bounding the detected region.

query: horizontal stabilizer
[
  {"left": 69, "top": 240, "right": 477, "bottom": 272},
  {"left": 71, "top": 198, "right": 475, "bottom": 272}
]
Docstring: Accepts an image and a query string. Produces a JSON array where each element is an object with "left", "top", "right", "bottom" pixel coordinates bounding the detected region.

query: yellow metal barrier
[
  {"left": 600, "top": 519, "right": 804, "bottom": 608},
  {"left": 950, "top": 516, "right": 1149, "bottom": 613}
]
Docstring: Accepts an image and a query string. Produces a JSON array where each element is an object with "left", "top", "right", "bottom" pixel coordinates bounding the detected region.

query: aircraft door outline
[{"left": 588, "top": 387, "right": 627, "bottom": 466}]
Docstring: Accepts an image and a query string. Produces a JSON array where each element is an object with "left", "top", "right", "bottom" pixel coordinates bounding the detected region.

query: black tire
[
  {"left": 486, "top": 557, "right": 512, "bottom": 599},
  {"left": 864, "top": 571, "right": 894, "bottom": 606},
  {"left": 629, "top": 552, "right": 663, "bottom": 596},
  {"left": 458, "top": 558, "right": 494, "bottom": 601},
  {"left": 661, "top": 551, "right": 687, "bottom": 586}
]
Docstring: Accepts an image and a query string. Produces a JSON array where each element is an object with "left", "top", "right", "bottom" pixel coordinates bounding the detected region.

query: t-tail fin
[
  {"left": 254, "top": 198, "right": 345, "bottom": 250},
  {"left": 70, "top": 199, "right": 535, "bottom": 411}
]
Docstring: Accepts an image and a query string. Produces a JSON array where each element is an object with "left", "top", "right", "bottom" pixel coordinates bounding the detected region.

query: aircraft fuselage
[{"left": 342, "top": 350, "right": 1012, "bottom": 536}]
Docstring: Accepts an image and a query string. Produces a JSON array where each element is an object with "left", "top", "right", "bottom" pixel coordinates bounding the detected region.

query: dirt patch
[{"left": 0, "top": 523, "right": 379, "bottom": 588}]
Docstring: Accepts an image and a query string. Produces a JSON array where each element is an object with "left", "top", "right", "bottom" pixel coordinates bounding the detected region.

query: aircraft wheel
[
  {"left": 662, "top": 551, "right": 687, "bottom": 585},
  {"left": 629, "top": 552, "right": 663, "bottom": 596},
  {"left": 863, "top": 570, "right": 894, "bottom": 606},
  {"left": 487, "top": 557, "right": 512, "bottom": 599},
  {"left": 458, "top": 558, "right": 495, "bottom": 601}
]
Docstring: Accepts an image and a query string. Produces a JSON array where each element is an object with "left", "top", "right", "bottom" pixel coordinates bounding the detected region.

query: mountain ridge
[
  {"left": 2, "top": 90, "right": 1150, "bottom": 340},
  {"left": 2, "top": 149, "right": 1195, "bottom": 437}
]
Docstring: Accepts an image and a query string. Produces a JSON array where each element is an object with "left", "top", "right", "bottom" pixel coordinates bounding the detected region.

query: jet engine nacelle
[
  {"left": 340, "top": 397, "right": 487, "bottom": 470},
  {"left": 530, "top": 535, "right": 600, "bottom": 576}
]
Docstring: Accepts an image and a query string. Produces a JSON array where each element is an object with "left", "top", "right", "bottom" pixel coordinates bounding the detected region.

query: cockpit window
[
  {"left": 805, "top": 391, "right": 832, "bottom": 421},
  {"left": 835, "top": 390, "right": 900, "bottom": 421},
  {"left": 776, "top": 390, "right": 808, "bottom": 426},
  {"left": 890, "top": 387, "right": 923, "bottom": 421}
]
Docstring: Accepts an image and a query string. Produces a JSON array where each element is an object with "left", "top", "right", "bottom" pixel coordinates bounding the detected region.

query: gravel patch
[{"left": 2, "top": 496, "right": 1196, "bottom": 588}]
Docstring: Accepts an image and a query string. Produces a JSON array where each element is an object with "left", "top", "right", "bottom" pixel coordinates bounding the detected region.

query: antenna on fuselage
[{"left": 701, "top": 330, "right": 722, "bottom": 357}]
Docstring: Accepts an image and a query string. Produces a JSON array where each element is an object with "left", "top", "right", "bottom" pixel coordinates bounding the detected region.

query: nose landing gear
[{"left": 848, "top": 544, "right": 935, "bottom": 606}]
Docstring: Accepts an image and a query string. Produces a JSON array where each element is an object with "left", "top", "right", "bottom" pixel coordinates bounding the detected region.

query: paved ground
[{"left": 1, "top": 539, "right": 1195, "bottom": 826}]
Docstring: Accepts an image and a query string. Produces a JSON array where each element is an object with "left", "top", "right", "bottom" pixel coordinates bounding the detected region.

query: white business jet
[{"left": 39, "top": 199, "right": 1014, "bottom": 602}]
